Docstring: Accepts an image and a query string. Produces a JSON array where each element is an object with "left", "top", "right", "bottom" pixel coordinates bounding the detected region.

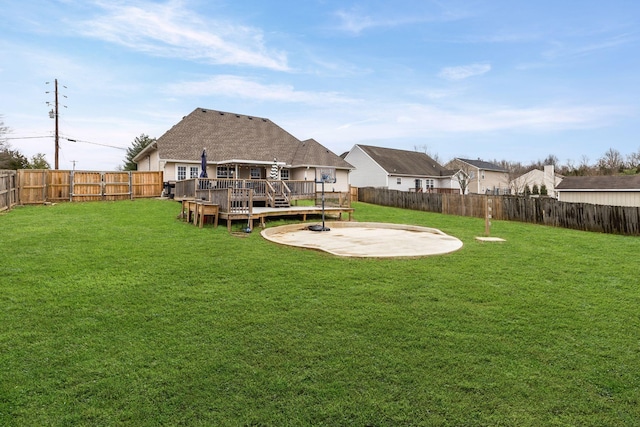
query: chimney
[{"left": 544, "top": 165, "right": 555, "bottom": 197}]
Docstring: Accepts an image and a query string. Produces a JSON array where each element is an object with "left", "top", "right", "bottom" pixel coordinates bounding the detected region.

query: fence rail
[
  {"left": 16, "top": 170, "right": 163, "bottom": 204},
  {"left": 0, "top": 170, "right": 18, "bottom": 211},
  {"left": 176, "top": 178, "right": 318, "bottom": 202},
  {"left": 358, "top": 187, "right": 640, "bottom": 236}
]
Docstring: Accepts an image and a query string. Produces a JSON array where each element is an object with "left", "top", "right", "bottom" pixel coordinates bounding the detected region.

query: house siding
[
  {"left": 290, "top": 168, "right": 350, "bottom": 192},
  {"left": 446, "top": 159, "right": 510, "bottom": 195},
  {"left": 511, "top": 165, "right": 561, "bottom": 197},
  {"left": 136, "top": 150, "right": 160, "bottom": 172},
  {"left": 344, "top": 146, "right": 389, "bottom": 188},
  {"left": 557, "top": 191, "right": 640, "bottom": 207},
  {"left": 345, "top": 144, "right": 454, "bottom": 191}
]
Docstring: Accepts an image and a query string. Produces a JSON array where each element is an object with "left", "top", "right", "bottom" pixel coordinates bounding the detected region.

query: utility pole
[
  {"left": 46, "top": 79, "right": 66, "bottom": 170},
  {"left": 54, "top": 79, "right": 59, "bottom": 169}
]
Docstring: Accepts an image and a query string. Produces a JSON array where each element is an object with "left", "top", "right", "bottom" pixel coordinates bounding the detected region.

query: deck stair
[{"left": 273, "top": 196, "right": 290, "bottom": 208}]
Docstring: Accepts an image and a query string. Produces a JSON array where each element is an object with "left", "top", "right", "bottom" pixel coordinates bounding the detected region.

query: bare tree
[
  {"left": 446, "top": 159, "right": 474, "bottom": 195},
  {"left": 0, "top": 115, "right": 9, "bottom": 148},
  {"left": 597, "top": 147, "right": 625, "bottom": 175},
  {"left": 542, "top": 154, "right": 559, "bottom": 167},
  {"left": 578, "top": 155, "right": 592, "bottom": 176},
  {"left": 414, "top": 144, "right": 441, "bottom": 164},
  {"left": 509, "top": 171, "right": 537, "bottom": 195},
  {"left": 627, "top": 147, "right": 640, "bottom": 172}
]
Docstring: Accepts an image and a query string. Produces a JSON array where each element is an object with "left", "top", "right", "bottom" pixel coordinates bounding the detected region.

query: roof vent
[
  {"left": 248, "top": 116, "right": 253, "bottom": 120},
  {"left": 236, "top": 114, "right": 240, "bottom": 118},
  {"left": 219, "top": 112, "right": 224, "bottom": 115},
  {"left": 201, "top": 109, "right": 207, "bottom": 113},
  {"left": 262, "top": 119, "right": 267, "bottom": 122}
]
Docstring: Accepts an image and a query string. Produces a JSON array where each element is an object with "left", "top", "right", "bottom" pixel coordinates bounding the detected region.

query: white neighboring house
[
  {"left": 510, "top": 165, "right": 563, "bottom": 197},
  {"left": 555, "top": 175, "right": 640, "bottom": 207},
  {"left": 445, "top": 158, "right": 510, "bottom": 195},
  {"left": 344, "top": 144, "right": 458, "bottom": 193}
]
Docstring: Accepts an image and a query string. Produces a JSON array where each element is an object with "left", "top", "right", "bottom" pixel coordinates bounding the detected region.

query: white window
[
  {"left": 397, "top": 177, "right": 402, "bottom": 185},
  {"left": 190, "top": 166, "right": 199, "bottom": 179},
  {"left": 177, "top": 166, "right": 186, "bottom": 181},
  {"left": 426, "top": 179, "right": 435, "bottom": 189},
  {"left": 250, "top": 167, "right": 261, "bottom": 179},
  {"left": 216, "top": 166, "right": 235, "bottom": 179},
  {"left": 280, "top": 169, "right": 290, "bottom": 180}
]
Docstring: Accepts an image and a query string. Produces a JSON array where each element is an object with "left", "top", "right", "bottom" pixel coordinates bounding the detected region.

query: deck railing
[{"left": 178, "top": 178, "right": 315, "bottom": 202}]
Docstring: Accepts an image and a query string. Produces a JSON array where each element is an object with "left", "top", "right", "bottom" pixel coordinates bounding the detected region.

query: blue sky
[{"left": 1, "top": 0, "right": 639, "bottom": 171}]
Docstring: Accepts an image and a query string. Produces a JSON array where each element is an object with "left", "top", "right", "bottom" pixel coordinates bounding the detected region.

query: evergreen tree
[
  {"left": 27, "top": 153, "right": 51, "bottom": 169},
  {"left": 123, "top": 134, "right": 155, "bottom": 171}
]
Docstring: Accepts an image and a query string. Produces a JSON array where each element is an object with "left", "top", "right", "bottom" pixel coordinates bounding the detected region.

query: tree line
[
  {"left": 0, "top": 116, "right": 50, "bottom": 169},
  {"left": 491, "top": 147, "right": 640, "bottom": 178}
]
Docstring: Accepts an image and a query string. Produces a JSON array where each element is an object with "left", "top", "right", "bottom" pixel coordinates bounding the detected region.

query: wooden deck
[
  {"left": 227, "top": 205, "right": 353, "bottom": 232},
  {"left": 175, "top": 178, "right": 353, "bottom": 231},
  {"left": 180, "top": 199, "right": 353, "bottom": 232}
]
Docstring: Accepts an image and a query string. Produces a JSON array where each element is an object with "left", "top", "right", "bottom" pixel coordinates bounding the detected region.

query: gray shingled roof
[
  {"left": 151, "top": 108, "right": 351, "bottom": 169},
  {"left": 457, "top": 158, "right": 507, "bottom": 172},
  {"left": 556, "top": 175, "right": 640, "bottom": 190},
  {"left": 293, "top": 139, "right": 352, "bottom": 168},
  {"left": 357, "top": 144, "right": 451, "bottom": 176}
]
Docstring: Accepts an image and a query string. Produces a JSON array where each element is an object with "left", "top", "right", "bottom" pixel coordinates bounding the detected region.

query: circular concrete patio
[{"left": 261, "top": 221, "right": 463, "bottom": 258}]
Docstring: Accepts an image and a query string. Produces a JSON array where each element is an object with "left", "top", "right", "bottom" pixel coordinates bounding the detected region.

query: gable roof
[
  {"left": 456, "top": 158, "right": 507, "bottom": 172},
  {"left": 136, "top": 108, "right": 351, "bottom": 169},
  {"left": 355, "top": 144, "right": 451, "bottom": 177},
  {"left": 513, "top": 168, "right": 564, "bottom": 181},
  {"left": 556, "top": 175, "right": 640, "bottom": 191},
  {"left": 293, "top": 139, "right": 352, "bottom": 168}
]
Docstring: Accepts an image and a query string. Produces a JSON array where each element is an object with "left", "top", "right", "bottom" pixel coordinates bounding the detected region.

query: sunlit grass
[{"left": 1, "top": 199, "right": 639, "bottom": 426}]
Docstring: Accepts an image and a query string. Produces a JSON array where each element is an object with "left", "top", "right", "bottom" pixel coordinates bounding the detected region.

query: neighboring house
[
  {"left": 134, "top": 108, "right": 353, "bottom": 192},
  {"left": 555, "top": 175, "right": 640, "bottom": 207},
  {"left": 445, "top": 158, "right": 510, "bottom": 195},
  {"left": 510, "top": 165, "right": 563, "bottom": 197},
  {"left": 344, "top": 144, "right": 458, "bottom": 193}
]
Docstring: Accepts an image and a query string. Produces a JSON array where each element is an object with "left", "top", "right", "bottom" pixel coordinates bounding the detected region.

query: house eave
[{"left": 132, "top": 142, "right": 157, "bottom": 162}]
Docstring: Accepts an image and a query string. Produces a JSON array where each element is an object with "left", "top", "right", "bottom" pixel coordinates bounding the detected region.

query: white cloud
[
  {"left": 79, "top": 0, "right": 289, "bottom": 71},
  {"left": 542, "top": 32, "right": 638, "bottom": 61},
  {"left": 167, "top": 75, "right": 357, "bottom": 105},
  {"left": 282, "top": 100, "right": 629, "bottom": 154},
  {"left": 334, "top": 9, "right": 376, "bottom": 35},
  {"left": 333, "top": 4, "right": 466, "bottom": 35},
  {"left": 438, "top": 63, "right": 491, "bottom": 81}
]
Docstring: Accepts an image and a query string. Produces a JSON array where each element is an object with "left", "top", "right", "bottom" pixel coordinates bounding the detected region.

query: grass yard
[{"left": 1, "top": 199, "right": 639, "bottom": 426}]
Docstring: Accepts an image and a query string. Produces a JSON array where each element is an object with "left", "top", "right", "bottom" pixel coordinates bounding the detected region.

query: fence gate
[
  {"left": 71, "top": 171, "right": 133, "bottom": 201},
  {"left": 0, "top": 170, "right": 18, "bottom": 211}
]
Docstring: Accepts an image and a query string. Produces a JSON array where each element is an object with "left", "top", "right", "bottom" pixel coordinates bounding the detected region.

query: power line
[
  {"left": 63, "top": 137, "right": 127, "bottom": 151},
  {"left": 5, "top": 135, "right": 52, "bottom": 140},
  {"left": 6, "top": 134, "right": 127, "bottom": 151}
]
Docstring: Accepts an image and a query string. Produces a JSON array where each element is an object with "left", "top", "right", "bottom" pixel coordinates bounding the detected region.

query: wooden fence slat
[
  {"left": 357, "top": 187, "right": 640, "bottom": 236},
  {"left": 16, "top": 170, "right": 163, "bottom": 204},
  {"left": 0, "top": 170, "right": 18, "bottom": 211}
]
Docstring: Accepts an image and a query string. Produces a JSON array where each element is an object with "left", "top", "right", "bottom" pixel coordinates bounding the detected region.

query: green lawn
[{"left": 1, "top": 199, "right": 639, "bottom": 426}]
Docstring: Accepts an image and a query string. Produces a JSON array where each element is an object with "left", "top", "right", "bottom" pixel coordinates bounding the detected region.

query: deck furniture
[
  {"left": 175, "top": 178, "right": 353, "bottom": 232},
  {"left": 195, "top": 202, "right": 219, "bottom": 228}
]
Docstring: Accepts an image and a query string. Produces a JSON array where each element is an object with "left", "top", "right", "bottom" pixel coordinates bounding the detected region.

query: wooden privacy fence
[
  {"left": 358, "top": 187, "right": 640, "bottom": 236},
  {"left": 0, "top": 170, "right": 18, "bottom": 211},
  {"left": 17, "top": 170, "right": 163, "bottom": 204}
]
